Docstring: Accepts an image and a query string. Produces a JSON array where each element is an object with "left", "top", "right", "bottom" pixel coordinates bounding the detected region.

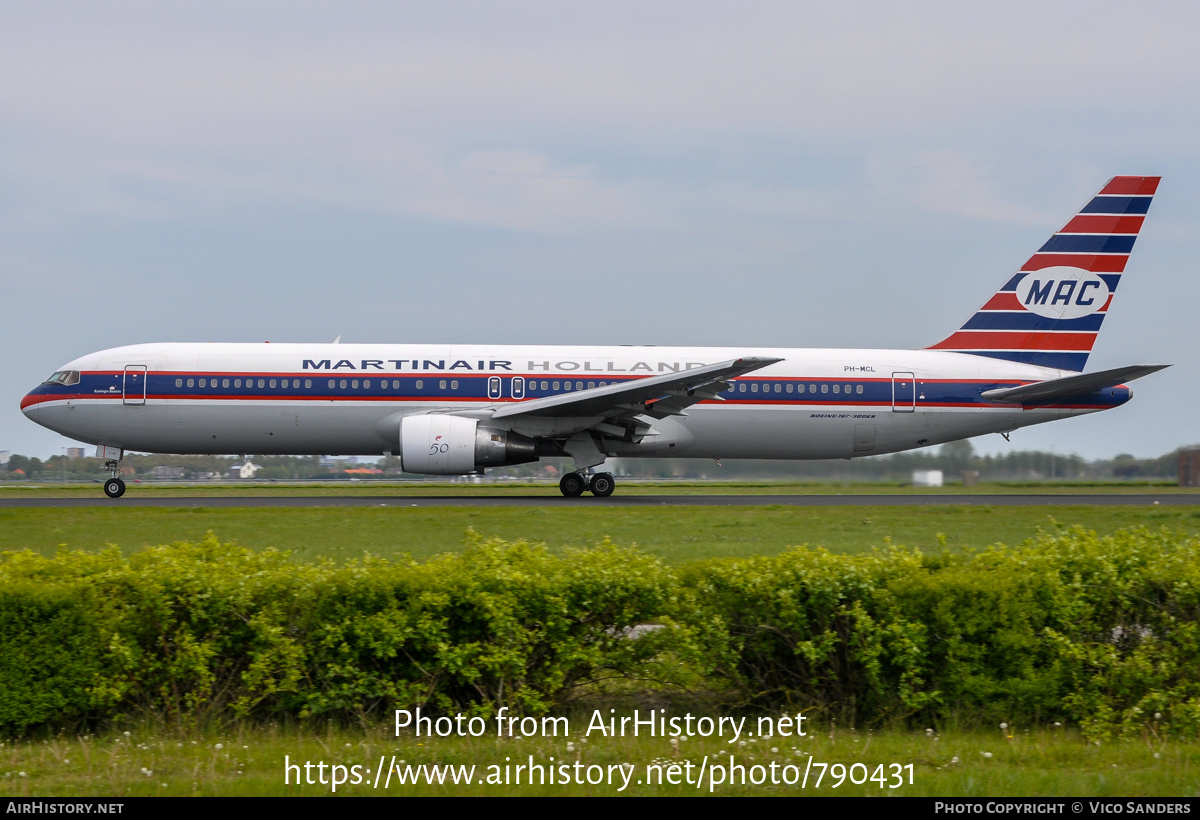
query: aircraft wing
[
  {"left": 981, "top": 364, "right": 1169, "bottom": 403},
  {"left": 489, "top": 356, "right": 783, "bottom": 421}
]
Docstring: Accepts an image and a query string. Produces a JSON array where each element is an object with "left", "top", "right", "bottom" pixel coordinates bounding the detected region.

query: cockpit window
[{"left": 42, "top": 370, "right": 81, "bottom": 386}]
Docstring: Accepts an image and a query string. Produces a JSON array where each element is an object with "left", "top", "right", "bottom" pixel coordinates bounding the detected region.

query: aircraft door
[
  {"left": 511, "top": 377, "right": 525, "bottom": 399},
  {"left": 123, "top": 365, "right": 147, "bottom": 406},
  {"left": 891, "top": 372, "right": 915, "bottom": 413}
]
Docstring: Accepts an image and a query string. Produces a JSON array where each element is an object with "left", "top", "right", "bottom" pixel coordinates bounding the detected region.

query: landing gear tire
[
  {"left": 559, "top": 473, "right": 587, "bottom": 498},
  {"left": 589, "top": 472, "right": 615, "bottom": 497},
  {"left": 103, "top": 477, "right": 126, "bottom": 499}
]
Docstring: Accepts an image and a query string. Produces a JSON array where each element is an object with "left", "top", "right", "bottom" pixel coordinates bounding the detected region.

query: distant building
[
  {"left": 1179, "top": 450, "right": 1200, "bottom": 487},
  {"left": 152, "top": 466, "right": 186, "bottom": 479},
  {"left": 912, "top": 469, "right": 944, "bottom": 487},
  {"left": 66, "top": 448, "right": 85, "bottom": 460},
  {"left": 229, "top": 462, "right": 260, "bottom": 479}
]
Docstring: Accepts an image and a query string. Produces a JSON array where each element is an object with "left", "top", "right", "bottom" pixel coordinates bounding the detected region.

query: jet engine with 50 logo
[{"left": 400, "top": 414, "right": 539, "bottom": 474}]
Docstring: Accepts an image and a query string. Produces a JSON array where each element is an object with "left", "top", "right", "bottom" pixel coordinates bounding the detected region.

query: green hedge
[
  {"left": 2, "top": 526, "right": 1199, "bottom": 739},
  {"left": 682, "top": 526, "right": 1200, "bottom": 737}
]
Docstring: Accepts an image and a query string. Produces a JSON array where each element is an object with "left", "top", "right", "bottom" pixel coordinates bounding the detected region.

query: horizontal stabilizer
[{"left": 981, "top": 364, "right": 1169, "bottom": 403}]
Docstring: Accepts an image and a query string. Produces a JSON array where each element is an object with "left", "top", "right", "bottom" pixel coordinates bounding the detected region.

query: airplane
[{"left": 21, "top": 176, "right": 1168, "bottom": 499}]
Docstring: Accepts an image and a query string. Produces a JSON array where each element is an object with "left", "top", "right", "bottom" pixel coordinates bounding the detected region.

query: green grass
[
  {"left": 4, "top": 505, "right": 1200, "bottom": 563},
  {"left": 2, "top": 722, "right": 1196, "bottom": 796}
]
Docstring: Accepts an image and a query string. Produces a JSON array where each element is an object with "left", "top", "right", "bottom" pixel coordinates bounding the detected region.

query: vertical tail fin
[{"left": 928, "top": 176, "right": 1160, "bottom": 371}]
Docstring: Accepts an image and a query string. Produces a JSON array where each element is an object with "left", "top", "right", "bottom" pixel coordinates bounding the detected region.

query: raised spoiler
[{"left": 981, "top": 364, "right": 1169, "bottom": 404}]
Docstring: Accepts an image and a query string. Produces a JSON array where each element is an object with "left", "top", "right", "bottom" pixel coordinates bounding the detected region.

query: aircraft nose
[{"left": 20, "top": 390, "right": 39, "bottom": 420}]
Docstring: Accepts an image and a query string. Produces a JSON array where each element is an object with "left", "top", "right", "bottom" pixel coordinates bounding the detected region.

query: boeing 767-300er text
[{"left": 22, "top": 176, "right": 1168, "bottom": 498}]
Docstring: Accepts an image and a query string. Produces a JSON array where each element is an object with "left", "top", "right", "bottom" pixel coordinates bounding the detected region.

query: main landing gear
[
  {"left": 103, "top": 458, "right": 126, "bottom": 498},
  {"left": 559, "top": 472, "right": 615, "bottom": 498}
]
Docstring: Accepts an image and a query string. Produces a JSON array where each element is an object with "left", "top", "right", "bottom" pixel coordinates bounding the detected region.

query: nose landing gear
[{"left": 102, "top": 454, "right": 126, "bottom": 498}]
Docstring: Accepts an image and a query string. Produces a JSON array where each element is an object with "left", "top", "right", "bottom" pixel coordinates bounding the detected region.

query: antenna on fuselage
[{"left": 332, "top": 335, "right": 341, "bottom": 344}]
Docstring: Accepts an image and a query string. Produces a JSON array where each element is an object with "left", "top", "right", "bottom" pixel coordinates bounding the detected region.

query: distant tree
[
  {"left": 1112, "top": 453, "right": 1142, "bottom": 479},
  {"left": 938, "top": 440, "right": 976, "bottom": 478},
  {"left": 6, "top": 455, "right": 43, "bottom": 478}
]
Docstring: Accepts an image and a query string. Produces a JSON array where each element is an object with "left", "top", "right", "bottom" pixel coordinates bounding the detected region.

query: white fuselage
[{"left": 21, "top": 342, "right": 1126, "bottom": 463}]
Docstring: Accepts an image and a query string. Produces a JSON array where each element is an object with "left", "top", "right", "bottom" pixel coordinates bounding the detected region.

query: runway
[{"left": 1, "top": 493, "right": 1197, "bottom": 508}]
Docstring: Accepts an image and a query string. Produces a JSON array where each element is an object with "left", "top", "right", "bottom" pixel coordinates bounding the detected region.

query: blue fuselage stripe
[{"left": 26, "top": 371, "right": 1130, "bottom": 409}]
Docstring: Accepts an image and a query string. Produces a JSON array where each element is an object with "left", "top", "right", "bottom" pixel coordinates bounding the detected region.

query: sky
[{"left": 3, "top": 1, "right": 1198, "bottom": 460}]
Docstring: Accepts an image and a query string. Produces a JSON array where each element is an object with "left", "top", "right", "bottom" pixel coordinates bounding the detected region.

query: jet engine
[{"left": 400, "top": 414, "right": 538, "bottom": 475}]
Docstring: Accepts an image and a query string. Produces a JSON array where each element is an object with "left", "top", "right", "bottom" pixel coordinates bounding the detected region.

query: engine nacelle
[{"left": 400, "top": 415, "right": 538, "bottom": 475}]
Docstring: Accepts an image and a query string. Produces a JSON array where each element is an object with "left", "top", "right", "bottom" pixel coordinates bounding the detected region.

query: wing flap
[{"left": 489, "top": 356, "right": 782, "bottom": 421}]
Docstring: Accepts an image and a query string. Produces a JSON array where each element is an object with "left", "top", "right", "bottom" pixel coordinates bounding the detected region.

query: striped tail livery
[{"left": 929, "top": 176, "right": 1160, "bottom": 371}]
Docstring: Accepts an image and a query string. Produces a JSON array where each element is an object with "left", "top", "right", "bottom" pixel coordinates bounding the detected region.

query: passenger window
[
  {"left": 833, "top": 384, "right": 840, "bottom": 394},
  {"left": 856, "top": 385, "right": 863, "bottom": 395},
  {"left": 351, "top": 380, "right": 359, "bottom": 389},
  {"left": 751, "top": 383, "right": 759, "bottom": 393},
  {"left": 187, "top": 378, "right": 195, "bottom": 388},
  {"left": 739, "top": 383, "right": 746, "bottom": 392},
  {"left": 577, "top": 381, "right": 584, "bottom": 389},
  {"left": 564, "top": 381, "right": 572, "bottom": 391},
  {"left": 223, "top": 379, "right": 230, "bottom": 388},
  {"left": 339, "top": 380, "right": 347, "bottom": 389},
  {"left": 257, "top": 379, "right": 265, "bottom": 388},
  {"left": 541, "top": 381, "right": 549, "bottom": 390},
  {"left": 796, "top": 384, "right": 804, "bottom": 393},
  {"left": 175, "top": 378, "right": 182, "bottom": 387},
  {"left": 235, "top": 379, "right": 242, "bottom": 388},
  {"left": 451, "top": 380, "right": 458, "bottom": 390},
  {"left": 416, "top": 380, "right": 423, "bottom": 389},
  {"left": 305, "top": 379, "right": 312, "bottom": 388},
  {"left": 786, "top": 384, "right": 793, "bottom": 393},
  {"left": 199, "top": 378, "right": 207, "bottom": 388},
  {"left": 821, "top": 384, "right": 828, "bottom": 394},
  {"left": 328, "top": 380, "right": 335, "bottom": 389},
  {"left": 392, "top": 380, "right": 399, "bottom": 389},
  {"left": 269, "top": 379, "right": 277, "bottom": 388},
  {"left": 774, "top": 384, "right": 781, "bottom": 393},
  {"left": 552, "top": 381, "right": 560, "bottom": 390},
  {"left": 810, "top": 384, "right": 817, "bottom": 393},
  {"left": 381, "top": 380, "right": 388, "bottom": 390},
  {"left": 588, "top": 382, "right": 595, "bottom": 389},
  {"left": 439, "top": 380, "right": 447, "bottom": 390}
]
